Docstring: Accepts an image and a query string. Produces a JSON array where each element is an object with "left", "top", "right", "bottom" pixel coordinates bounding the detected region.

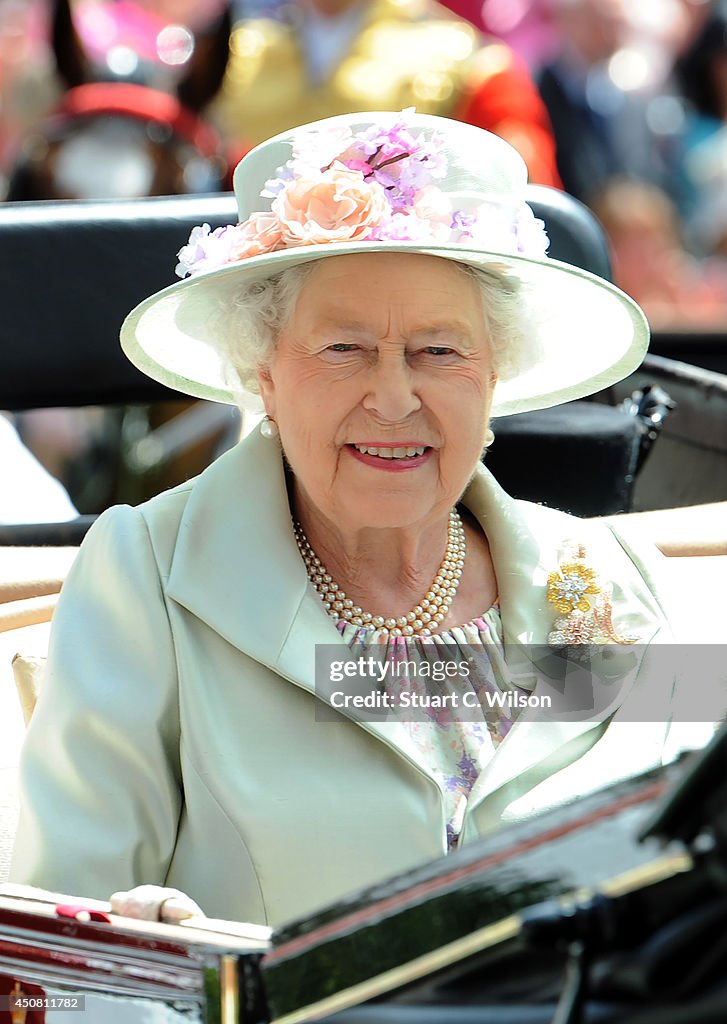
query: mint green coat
[{"left": 9, "top": 427, "right": 708, "bottom": 927}]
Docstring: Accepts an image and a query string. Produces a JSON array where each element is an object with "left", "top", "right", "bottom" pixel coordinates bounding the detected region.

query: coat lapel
[
  {"left": 166, "top": 430, "right": 559, "bottom": 661},
  {"left": 165, "top": 428, "right": 449, "bottom": 788},
  {"left": 165, "top": 430, "right": 658, "bottom": 817},
  {"left": 167, "top": 424, "right": 313, "bottom": 662},
  {"left": 458, "top": 464, "right": 659, "bottom": 826}
]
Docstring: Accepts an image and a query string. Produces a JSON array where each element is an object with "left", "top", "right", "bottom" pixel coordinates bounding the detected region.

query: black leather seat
[
  {"left": 488, "top": 401, "right": 641, "bottom": 517},
  {"left": 0, "top": 194, "right": 237, "bottom": 410}
]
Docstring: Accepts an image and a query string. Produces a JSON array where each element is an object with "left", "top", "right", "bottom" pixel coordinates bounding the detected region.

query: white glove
[{"left": 110, "top": 885, "right": 205, "bottom": 924}]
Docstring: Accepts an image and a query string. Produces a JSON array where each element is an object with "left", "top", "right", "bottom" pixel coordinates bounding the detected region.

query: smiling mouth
[{"left": 349, "top": 443, "right": 428, "bottom": 460}]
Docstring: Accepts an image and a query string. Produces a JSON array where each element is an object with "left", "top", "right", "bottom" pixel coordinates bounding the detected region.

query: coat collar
[
  {"left": 166, "top": 426, "right": 558, "bottom": 662},
  {"left": 165, "top": 427, "right": 653, "bottom": 805}
]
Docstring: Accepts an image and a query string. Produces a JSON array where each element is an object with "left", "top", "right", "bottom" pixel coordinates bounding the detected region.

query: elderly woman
[{"left": 9, "top": 111, "right": 691, "bottom": 929}]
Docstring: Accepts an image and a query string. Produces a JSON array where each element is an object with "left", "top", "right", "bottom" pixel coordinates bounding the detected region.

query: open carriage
[
  {"left": 0, "top": 185, "right": 725, "bottom": 1022},
  {"left": 0, "top": 728, "right": 725, "bottom": 1023}
]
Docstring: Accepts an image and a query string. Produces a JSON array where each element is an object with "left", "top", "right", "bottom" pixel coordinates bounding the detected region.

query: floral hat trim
[{"left": 175, "top": 109, "right": 550, "bottom": 279}]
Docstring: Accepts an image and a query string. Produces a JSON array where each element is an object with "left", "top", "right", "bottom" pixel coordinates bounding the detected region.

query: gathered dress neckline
[{"left": 334, "top": 605, "right": 523, "bottom": 850}]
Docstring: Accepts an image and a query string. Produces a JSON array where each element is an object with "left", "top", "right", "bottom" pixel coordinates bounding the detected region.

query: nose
[{"left": 361, "top": 351, "right": 422, "bottom": 422}]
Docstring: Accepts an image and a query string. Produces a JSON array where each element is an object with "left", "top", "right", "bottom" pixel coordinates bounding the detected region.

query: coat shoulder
[
  {"left": 83, "top": 469, "right": 205, "bottom": 584},
  {"left": 509, "top": 497, "right": 611, "bottom": 553},
  {"left": 513, "top": 497, "right": 660, "bottom": 562},
  {"left": 87, "top": 480, "right": 195, "bottom": 583}
]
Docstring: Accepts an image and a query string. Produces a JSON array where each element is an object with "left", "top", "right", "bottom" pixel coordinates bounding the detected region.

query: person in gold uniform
[{"left": 209, "top": 0, "right": 562, "bottom": 186}]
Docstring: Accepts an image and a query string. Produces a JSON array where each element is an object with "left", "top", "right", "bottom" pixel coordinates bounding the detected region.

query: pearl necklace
[{"left": 294, "top": 510, "right": 466, "bottom": 637}]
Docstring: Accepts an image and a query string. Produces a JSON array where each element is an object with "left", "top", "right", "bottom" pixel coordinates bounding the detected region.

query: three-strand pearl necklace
[{"left": 294, "top": 509, "right": 466, "bottom": 637}]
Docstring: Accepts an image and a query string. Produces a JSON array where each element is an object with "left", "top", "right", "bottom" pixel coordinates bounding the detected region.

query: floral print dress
[{"left": 335, "top": 607, "right": 521, "bottom": 850}]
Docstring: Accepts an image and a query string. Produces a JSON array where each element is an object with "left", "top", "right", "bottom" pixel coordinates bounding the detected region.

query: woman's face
[{"left": 257, "top": 252, "right": 497, "bottom": 533}]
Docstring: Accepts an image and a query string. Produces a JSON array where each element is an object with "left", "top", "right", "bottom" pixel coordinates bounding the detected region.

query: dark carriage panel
[
  {"left": 651, "top": 331, "right": 727, "bottom": 377},
  {"left": 0, "top": 195, "right": 237, "bottom": 411},
  {"left": 605, "top": 354, "right": 727, "bottom": 509},
  {"left": 266, "top": 729, "right": 727, "bottom": 1024},
  {"left": 260, "top": 766, "right": 681, "bottom": 1022}
]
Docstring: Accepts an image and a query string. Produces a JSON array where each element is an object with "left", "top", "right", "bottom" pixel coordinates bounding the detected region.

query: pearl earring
[
  {"left": 483, "top": 427, "right": 495, "bottom": 448},
  {"left": 260, "top": 415, "right": 279, "bottom": 440}
]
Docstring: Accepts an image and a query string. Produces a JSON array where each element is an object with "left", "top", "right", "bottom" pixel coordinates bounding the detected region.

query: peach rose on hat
[
  {"left": 273, "top": 163, "right": 389, "bottom": 245},
  {"left": 230, "top": 211, "right": 283, "bottom": 258}
]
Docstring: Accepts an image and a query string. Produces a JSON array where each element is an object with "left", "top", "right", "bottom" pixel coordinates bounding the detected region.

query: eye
[
  {"left": 319, "top": 341, "right": 366, "bottom": 364},
  {"left": 413, "top": 345, "right": 463, "bottom": 360},
  {"left": 327, "top": 343, "right": 359, "bottom": 353},
  {"left": 422, "top": 346, "right": 455, "bottom": 356}
]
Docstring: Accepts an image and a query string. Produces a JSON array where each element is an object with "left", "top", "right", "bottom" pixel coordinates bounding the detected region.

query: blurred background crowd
[
  {"left": 3, "top": 0, "right": 727, "bottom": 519},
  {"left": 5, "top": 0, "right": 727, "bottom": 327}
]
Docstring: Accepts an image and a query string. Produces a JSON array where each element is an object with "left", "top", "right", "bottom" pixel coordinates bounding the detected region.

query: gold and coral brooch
[{"left": 547, "top": 543, "right": 638, "bottom": 646}]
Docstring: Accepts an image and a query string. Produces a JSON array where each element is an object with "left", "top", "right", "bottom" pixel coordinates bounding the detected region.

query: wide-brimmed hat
[{"left": 120, "top": 110, "right": 648, "bottom": 416}]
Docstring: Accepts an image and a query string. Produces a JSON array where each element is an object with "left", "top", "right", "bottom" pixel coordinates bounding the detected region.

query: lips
[{"left": 350, "top": 444, "right": 427, "bottom": 460}]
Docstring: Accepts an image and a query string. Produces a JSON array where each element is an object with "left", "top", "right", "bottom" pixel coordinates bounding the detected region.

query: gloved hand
[{"left": 110, "top": 885, "right": 205, "bottom": 924}]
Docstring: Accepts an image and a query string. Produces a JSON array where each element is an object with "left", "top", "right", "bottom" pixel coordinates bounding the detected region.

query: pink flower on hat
[
  {"left": 368, "top": 210, "right": 437, "bottom": 242},
  {"left": 228, "top": 212, "right": 283, "bottom": 259},
  {"left": 175, "top": 216, "right": 283, "bottom": 277},
  {"left": 291, "top": 124, "right": 355, "bottom": 171},
  {"left": 412, "top": 186, "right": 453, "bottom": 241},
  {"left": 273, "top": 163, "right": 389, "bottom": 246},
  {"left": 175, "top": 223, "right": 243, "bottom": 278}
]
